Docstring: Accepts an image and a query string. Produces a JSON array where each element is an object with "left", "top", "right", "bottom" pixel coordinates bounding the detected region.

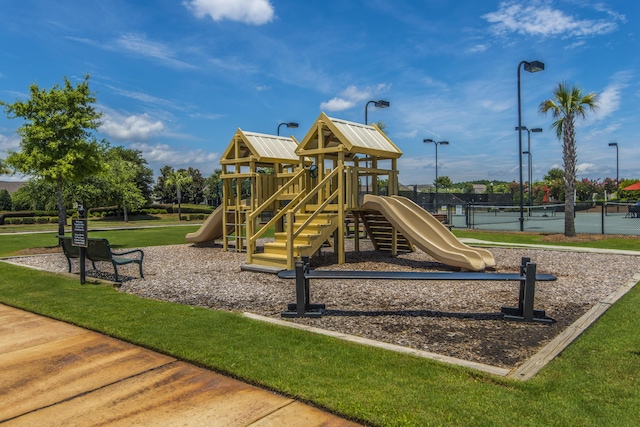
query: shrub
[
  {"left": 36, "top": 217, "right": 49, "bottom": 224},
  {"left": 22, "top": 217, "right": 35, "bottom": 224}
]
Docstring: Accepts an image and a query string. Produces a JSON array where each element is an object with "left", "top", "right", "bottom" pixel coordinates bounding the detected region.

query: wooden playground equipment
[
  {"left": 218, "top": 112, "right": 403, "bottom": 270},
  {"left": 190, "top": 112, "right": 494, "bottom": 271}
]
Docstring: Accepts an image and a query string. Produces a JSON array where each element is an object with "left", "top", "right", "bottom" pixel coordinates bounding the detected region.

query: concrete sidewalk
[{"left": 0, "top": 304, "right": 361, "bottom": 426}]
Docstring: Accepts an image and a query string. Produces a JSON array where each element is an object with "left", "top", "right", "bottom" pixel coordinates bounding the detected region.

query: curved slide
[
  {"left": 185, "top": 205, "right": 227, "bottom": 245},
  {"left": 362, "top": 195, "right": 495, "bottom": 271}
]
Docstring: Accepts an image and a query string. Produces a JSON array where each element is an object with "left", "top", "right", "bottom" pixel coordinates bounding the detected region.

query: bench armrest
[{"left": 111, "top": 248, "right": 144, "bottom": 258}]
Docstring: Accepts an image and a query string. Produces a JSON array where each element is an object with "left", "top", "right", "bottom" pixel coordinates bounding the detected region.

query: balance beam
[{"left": 278, "top": 257, "right": 556, "bottom": 323}]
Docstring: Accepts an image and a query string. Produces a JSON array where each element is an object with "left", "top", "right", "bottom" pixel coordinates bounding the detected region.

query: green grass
[
  {"left": 0, "top": 214, "right": 189, "bottom": 233},
  {"left": 453, "top": 229, "right": 640, "bottom": 251},
  {"left": 0, "top": 226, "right": 201, "bottom": 257},
  {"left": 1, "top": 261, "right": 638, "bottom": 426}
]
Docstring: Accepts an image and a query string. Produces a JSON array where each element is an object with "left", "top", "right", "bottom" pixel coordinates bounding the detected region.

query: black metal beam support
[{"left": 282, "top": 257, "right": 324, "bottom": 318}]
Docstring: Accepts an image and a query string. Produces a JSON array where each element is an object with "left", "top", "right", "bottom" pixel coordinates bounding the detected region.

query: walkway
[{"left": 0, "top": 304, "right": 360, "bottom": 426}]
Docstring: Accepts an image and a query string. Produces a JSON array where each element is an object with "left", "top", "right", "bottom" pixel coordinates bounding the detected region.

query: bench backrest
[
  {"left": 59, "top": 236, "right": 80, "bottom": 258},
  {"left": 87, "top": 238, "right": 113, "bottom": 262}
]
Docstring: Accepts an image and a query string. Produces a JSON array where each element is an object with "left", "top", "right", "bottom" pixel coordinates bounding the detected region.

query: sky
[{"left": 1, "top": 0, "right": 638, "bottom": 187}]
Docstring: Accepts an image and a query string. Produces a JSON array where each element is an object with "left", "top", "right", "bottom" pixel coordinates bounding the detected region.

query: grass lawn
[
  {"left": 1, "top": 225, "right": 639, "bottom": 425},
  {"left": 0, "top": 261, "right": 638, "bottom": 426}
]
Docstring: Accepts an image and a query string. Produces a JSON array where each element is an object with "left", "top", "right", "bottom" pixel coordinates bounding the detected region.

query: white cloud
[
  {"left": 184, "top": 0, "right": 274, "bottom": 25},
  {"left": 466, "top": 44, "right": 489, "bottom": 53},
  {"left": 483, "top": 1, "right": 621, "bottom": 38},
  {"left": 593, "top": 71, "right": 632, "bottom": 121},
  {"left": 577, "top": 162, "right": 597, "bottom": 175},
  {"left": 129, "top": 142, "right": 220, "bottom": 173},
  {"left": 0, "top": 132, "right": 20, "bottom": 152},
  {"left": 320, "top": 84, "right": 391, "bottom": 112},
  {"left": 115, "top": 33, "right": 196, "bottom": 70},
  {"left": 100, "top": 111, "right": 165, "bottom": 141},
  {"left": 320, "top": 97, "right": 355, "bottom": 112}
]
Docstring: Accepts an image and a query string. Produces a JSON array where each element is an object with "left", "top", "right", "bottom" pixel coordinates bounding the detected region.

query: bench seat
[{"left": 59, "top": 236, "right": 144, "bottom": 282}]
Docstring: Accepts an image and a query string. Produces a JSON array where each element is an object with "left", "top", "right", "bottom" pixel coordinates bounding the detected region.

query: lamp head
[
  {"left": 524, "top": 60, "right": 545, "bottom": 73},
  {"left": 515, "top": 126, "right": 527, "bottom": 131},
  {"left": 374, "top": 100, "right": 390, "bottom": 108},
  {"left": 423, "top": 138, "right": 434, "bottom": 144},
  {"left": 608, "top": 142, "right": 618, "bottom": 147},
  {"left": 439, "top": 141, "right": 449, "bottom": 146},
  {"left": 286, "top": 122, "right": 299, "bottom": 129}
]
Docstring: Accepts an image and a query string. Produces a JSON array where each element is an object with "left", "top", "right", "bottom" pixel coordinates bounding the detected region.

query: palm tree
[
  {"left": 165, "top": 169, "right": 193, "bottom": 221},
  {"left": 539, "top": 82, "right": 598, "bottom": 237}
]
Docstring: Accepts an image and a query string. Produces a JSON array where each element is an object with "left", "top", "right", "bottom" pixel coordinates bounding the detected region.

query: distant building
[{"left": 0, "top": 181, "right": 26, "bottom": 194}]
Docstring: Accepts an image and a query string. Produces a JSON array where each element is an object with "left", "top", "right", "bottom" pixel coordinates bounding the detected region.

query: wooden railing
[
  {"left": 285, "top": 167, "right": 342, "bottom": 267},
  {"left": 246, "top": 168, "right": 307, "bottom": 259}
]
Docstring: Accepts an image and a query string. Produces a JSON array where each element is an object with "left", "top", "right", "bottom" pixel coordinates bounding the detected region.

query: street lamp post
[
  {"left": 277, "top": 122, "right": 298, "bottom": 136},
  {"left": 608, "top": 142, "right": 619, "bottom": 189},
  {"left": 364, "top": 100, "right": 390, "bottom": 125},
  {"left": 515, "top": 126, "right": 542, "bottom": 206},
  {"left": 517, "top": 59, "right": 545, "bottom": 231},
  {"left": 364, "top": 100, "right": 390, "bottom": 193},
  {"left": 424, "top": 139, "right": 449, "bottom": 211}
]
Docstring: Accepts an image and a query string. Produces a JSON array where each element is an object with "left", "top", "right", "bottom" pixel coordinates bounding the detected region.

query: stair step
[
  {"left": 250, "top": 253, "right": 289, "bottom": 268},
  {"left": 263, "top": 241, "right": 311, "bottom": 256}
]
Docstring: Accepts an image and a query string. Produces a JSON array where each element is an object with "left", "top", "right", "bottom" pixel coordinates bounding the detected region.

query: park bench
[
  {"left": 59, "top": 236, "right": 144, "bottom": 282},
  {"left": 278, "top": 256, "right": 555, "bottom": 323},
  {"left": 433, "top": 213, "right": 453, "bottom": 229},
  {"left": 625, "top": 205, "right": 640, "bottom": 218}
]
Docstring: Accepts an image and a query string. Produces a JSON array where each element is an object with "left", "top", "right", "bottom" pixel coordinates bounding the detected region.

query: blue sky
[{"left": 1, "top": 0, "right": 638, "bottom": 186}]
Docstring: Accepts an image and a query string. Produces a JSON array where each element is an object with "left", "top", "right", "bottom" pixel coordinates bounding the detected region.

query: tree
[
  {"left": 109, "top": 146, "right": 154, "bottom": 203},
  {"left": 183, "top": 167, "right": 205, "bottom": 204},
  {"left": 106, "top": 156, "right": 147, "bottom": 222},
  {"left": 164, "top": 168, "right": 192, "bottom": 220},
  {"left": 154, "top": 165, "right": 175, "bottom": 203},
  {"left": 0, "top": 159, "right": 9, "bottom": 175},
  {"left": 10, "top": 179, "right": 58, "bottom": 211},
  {"left": 434, "top": 175, "right": 452, "bottom": 190},
  {"left": 0, "top": 189, "right": 11, "bottom": 211},
  {"left": 203, "top": 169, "right": 223, "bottom": 207},
  {"left": 1, "top": 75, "right": 105, "bottom": 236},
  {"left": 539, "top": 82, "right": 598, "bottom": 237}
]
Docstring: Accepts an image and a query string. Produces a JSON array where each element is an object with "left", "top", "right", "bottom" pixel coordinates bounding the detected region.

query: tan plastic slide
[
  {"left": 185, "top": 204, "right": 226, "bottom": 245},
  {"left": 361, "top": 195, "right": 495, "bottom": 271}
]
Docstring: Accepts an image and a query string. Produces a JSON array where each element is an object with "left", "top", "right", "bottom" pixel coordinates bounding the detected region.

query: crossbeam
[{"left": 278, "top": 257, "right": 556, "bottom": 323}]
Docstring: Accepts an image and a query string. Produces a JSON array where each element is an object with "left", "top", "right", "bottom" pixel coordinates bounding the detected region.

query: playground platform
[{"left": 0, "top": 304, "right": 360, "bottom": 426}]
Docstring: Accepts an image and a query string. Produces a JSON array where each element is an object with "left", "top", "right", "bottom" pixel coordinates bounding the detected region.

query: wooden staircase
[
  {"left": 360, "top": 210, "right": 413, "bottom": 253},
  {"left": 250, "top": 212, "right": 339, "bottom": 269}
]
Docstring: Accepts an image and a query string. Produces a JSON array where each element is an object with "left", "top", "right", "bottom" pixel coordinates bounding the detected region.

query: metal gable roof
[
  {"left": 327, "top": 116, "right": 402, "bottom": 157},
  {"left": 242, "top": 131, "right": 300, "bottom": 162}
]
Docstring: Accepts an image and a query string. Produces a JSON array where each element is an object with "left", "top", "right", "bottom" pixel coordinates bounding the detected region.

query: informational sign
[
  {"left": 455, "top": 205, "right": 463, "bottom": 216},
  {"left": 72, "top": 218, "right": 88, "bottom": 247}
]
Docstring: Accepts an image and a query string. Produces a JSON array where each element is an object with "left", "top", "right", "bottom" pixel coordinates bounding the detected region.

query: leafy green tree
[
  {"left": 154, "top": 165, "right": 175, "bottom": 203},
  {"left": 543, "top": 168, "right": 564, "bottom": 182},
  {"left": 1, "top": 75, "right": 105, "bottom": 236},
  {"left": 164, "top": 168, "right": 193, "bottom": 220},
  {"left": 183, "top": 167, "right": 205, "bottom": 204},
  {"left": 106, "top": 155, "right": 147, "bottom": 222},
  {"left": 539, "top": 82, "right": 598, "bottom": 236},
  {"left": 0, "top": 159, "right": 9, "bottom": 174},
  {"left": 109, "top": 146, "right": 154, "bottom": 203},
  {"left": 434, "top": 175, "right": 452, "bottom": 190},
  {"left": 0, "top": 189, "right": 11, "bottom": 211},
  {"left": 618, "top": 179, "right": 640, "bottom": 200},
  {"left": 9, "top": 178, "right": 58, "bottom": 211},
  {"left": 203, "top": 169, "right": 223, "bottom": 207}
]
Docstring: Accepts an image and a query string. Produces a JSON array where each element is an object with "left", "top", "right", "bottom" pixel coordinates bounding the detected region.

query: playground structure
[{"left": 186, "top": 112, "right": 495, "bottom": 271}]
